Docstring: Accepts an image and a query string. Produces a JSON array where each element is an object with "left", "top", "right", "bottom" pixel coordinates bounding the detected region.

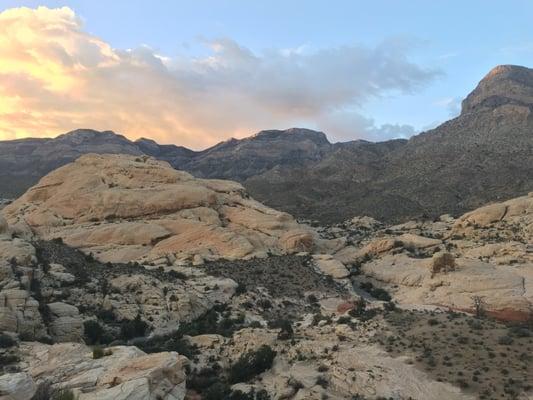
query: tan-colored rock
[
  {"left": 15, "top": 342, "right": 188, "bottom": 400},
  {"left": 313, "top": 254, "right": 350, "bottom": 279},
  {"left": 0, "top": 288, "right": 45, "bottom": 338},
  {"left": 0, "top": 372, "right": 36, "bottom": 400},
  {"left": 3, "top": 154, "right": 318, "bottom": 264},
  {"left": 362, "top": 254, "right": 532, "bottom": 319},
  {"left": 359, "top": 238, "right": 398, "bottom": 257},
  {"left": 454, "top": 194, "right": 533, "bottom": 237},
  {"left": 47, "top": 302, "right": 83, "bottom": 342},
  {"left": 0, "top": 237, "right": 36, "bottom": 266},
  {"left": 397, "top": 233, "right": 442, "bottom": 249}
]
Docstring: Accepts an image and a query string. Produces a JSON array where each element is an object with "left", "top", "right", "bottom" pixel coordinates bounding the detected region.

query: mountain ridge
[{"left": 0, "top": 64, "right": 532, "bottom": 223}]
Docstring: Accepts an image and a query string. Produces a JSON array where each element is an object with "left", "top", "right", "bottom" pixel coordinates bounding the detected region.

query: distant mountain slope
[
  {"left": 246, "top": 65, "right": 533, "bottom": 222},
  {"left": 0, "top": 64, "right": 532, "bottom": 223},
  {"left": 0, "top": 127, "right": 335, "bottom": 198}
]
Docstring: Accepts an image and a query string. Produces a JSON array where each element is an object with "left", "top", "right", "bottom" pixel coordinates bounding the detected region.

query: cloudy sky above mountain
[{"left": 1, "top": 1, "right": 533, "bottom": 148}]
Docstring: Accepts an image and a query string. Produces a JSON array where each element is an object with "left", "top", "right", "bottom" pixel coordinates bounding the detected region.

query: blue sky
[{"left": 1, "top": 0, "right": 533, "bottom": 146}]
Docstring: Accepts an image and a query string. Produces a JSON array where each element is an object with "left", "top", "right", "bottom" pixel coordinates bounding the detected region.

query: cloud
[
  {"left": 0, "top": 6, "right": 439, "bottom": 148},
  {"left": 317, "top": 110, "right": 416, "bottom": 142},
  {"left": 435, "top": 97, "right": 462, "bottom": 117}
]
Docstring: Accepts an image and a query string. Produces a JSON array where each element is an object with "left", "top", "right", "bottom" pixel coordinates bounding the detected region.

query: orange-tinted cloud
[{"left": 0, "top": 7, "right": 438, "bottom": 148}]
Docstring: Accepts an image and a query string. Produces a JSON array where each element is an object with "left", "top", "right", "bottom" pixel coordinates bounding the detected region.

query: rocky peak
[
  {"left": 461, "top": 64, "right": 533, "bottom": 114},
  {"left": 251, "top": 128, "right": 330, "bottom": 146},
  {"left": 54, "top": 129, "right": 131, "bottom": 145}
]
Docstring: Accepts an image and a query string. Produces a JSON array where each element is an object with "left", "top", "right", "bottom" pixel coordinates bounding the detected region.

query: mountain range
[{"left": 1, "top": 64, "right": 532, "bottom": 223}]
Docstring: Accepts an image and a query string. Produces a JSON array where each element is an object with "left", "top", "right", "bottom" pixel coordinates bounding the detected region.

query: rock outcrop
[
  {"left": 331, "top": 194, "right": 533, "bottom": 321},
  {"left": 1, "top": 342, "right": 188, "bottom": 400},
  {"left": 3, "top": 154, "right": 317, "bottom": 265}
]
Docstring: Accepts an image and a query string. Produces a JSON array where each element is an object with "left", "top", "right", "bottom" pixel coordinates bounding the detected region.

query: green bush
[
  {"left": 203, "top": 382, "right": 230, "bottom": 400},
  {"left": 270, "top": 319, "right": 293, "bottom": 340},
  {"left": 0, "top": 333, "right": 16, "bottom": 348},
  {"left": 53, "top": 389, "right": 77, "bottom": 400},
  {"left": 31, "top": 384, "right": 77, "bottom": 400},
  {"left": 120, "top": 315, "right": 149, "bottom": 340},
  {"left": 229, "top": 345, "right": 276, "bottom": 383},
  {"left": 370, "top": 288, "right": 391, "bottom": 301},
  {"left": 83, "top": 320, "right": 104, "bottom": 345},
  {"left": 93, "top": 347, "right": 104, "bottom": 359}
]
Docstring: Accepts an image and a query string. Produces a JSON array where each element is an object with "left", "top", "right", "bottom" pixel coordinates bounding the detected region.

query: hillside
[{"left": 0, "top": 65, "right": 532, "bottom": 224}]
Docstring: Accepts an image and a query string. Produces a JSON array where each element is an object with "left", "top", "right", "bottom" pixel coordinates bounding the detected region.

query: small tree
[
  {"left": 229, "top": 345, "right": 276, "bottom": 383},
  {"left": 471, "top": 295, "right": 486, "bottom": 318},
  {"left": 84, "top": 320, "right": 104, "bottom": 345},
  {"left": 120, "top": 314, "right": 149, "bottom": 340}
]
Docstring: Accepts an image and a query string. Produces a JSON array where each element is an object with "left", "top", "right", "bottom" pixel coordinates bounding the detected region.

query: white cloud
[
  {"left": 435, "top": 97, "right": 462, "bottom": 117},
  {"left": 0, "top": 6, "right": 439, "bottom": 148}
]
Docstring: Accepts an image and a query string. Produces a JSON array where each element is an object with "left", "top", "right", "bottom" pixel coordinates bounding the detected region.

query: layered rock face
[
  {"left": 3, "top": 154, "right": 316, "bottom": 265},
  {"left": 462, "top": 64, "right": 533, "bottom": 113}
]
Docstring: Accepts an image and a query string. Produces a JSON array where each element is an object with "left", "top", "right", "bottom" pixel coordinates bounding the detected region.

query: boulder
[
  {"left": 0, "top": 372, "right": 36, "bottom": 400},
  {"left": 47, "top": 302, "right": 83, "bottom": 342},
  {"left": 0, "top": 289, "right": 45, "bottom": 337},
  {"left": 397, "top": 233, "right": 442, "bottom": 249},
  {"left": 313, "top": 255, "right": 350, "bottom": 279}
]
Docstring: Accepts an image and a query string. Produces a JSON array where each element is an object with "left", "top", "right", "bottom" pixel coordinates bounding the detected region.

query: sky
[{"left": 0, "top": 1, "right": 532, "bottom": 149}]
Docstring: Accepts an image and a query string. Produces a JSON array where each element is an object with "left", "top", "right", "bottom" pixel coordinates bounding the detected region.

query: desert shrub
[
  {"left": 228, "top": 390, "right": 255, "bottom": 400},
  {"left": 370, "top": 288, "right": 391, "bottom": 301},
  {"left": 229, "top": 345, "right": 276, "bottom": 383},
  {"left": 0, "top": 333, "right": 16, "bottom": 348},
  {"left": 360, "top": 282, "right": 374, "bottom": 292},
  {"left": 203, "top": 381, "right": 231, "bottom": 400},
  {"left": 498, "top": 335, "right": 514, "bottom": 345},
  {"left": 257, "top": 299, "right": 272, "bottom": 309},
  {"left": 316, "top": 375, "right": 329, "bottom": 388},
  {"left": 270, "top": 319, "right": 293, "bottom": 340},
  {"left": 0, "top": 354, "right": 19, "bottom": 365},
  {"left": 187, "top": 366, "right": 221, "bottom": 392},
  {"left": 96, "top": 309, "right": 116, "bottom": 323},
  {"left": 383, "top": 301, "right": 396, "bottom": 312},
  {"left": 255, "top": 390, "right": 271, "bottom": 400},
  {"left": 83, "top": 320, "right": 104, "bottom": 345},
  {"left": 92, "top": 347, "right": 105, "bottom": 359},
  {"left": 235, "top": 282, "right": 247, "bottom": 295},
  {"left": 307, "top": 294, "right": 318, "bottom": 304},
  {"left": 31, "top": 382, "right": 53, "bottom": 400},
  {"left": 53, "top": 389, "right": 77, "bottom": 400},
  {"left": 31, "top": 384, "right": 77, "bottom": 400},
  {"left": 167, "top": 270, "right": 187, "bottom": 280},
  {"left": 92, "top": 347, "right": 112, "bottom": 359},
  {"left": 508, "top": 326, "right": 532, "bottom": 338},
  {"left": 337, "top": 316, "right": 352, "bottom": 325},
  {"left": 120, "top": 314, "right": 149, "bottom": 340},
  {"left": 428, "top": 318, "right": 439, "bottom": 326}
]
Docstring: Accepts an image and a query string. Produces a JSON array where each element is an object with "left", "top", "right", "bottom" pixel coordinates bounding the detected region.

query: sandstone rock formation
[
  {"left": 1, "top": 342, "right": 188, "bottom": 400},
  {"left": 329, "top": 194, "right": 533, "bottom": 321},
  {"left": 3, "top": 154, "right": 318, "bottom": 265}
]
